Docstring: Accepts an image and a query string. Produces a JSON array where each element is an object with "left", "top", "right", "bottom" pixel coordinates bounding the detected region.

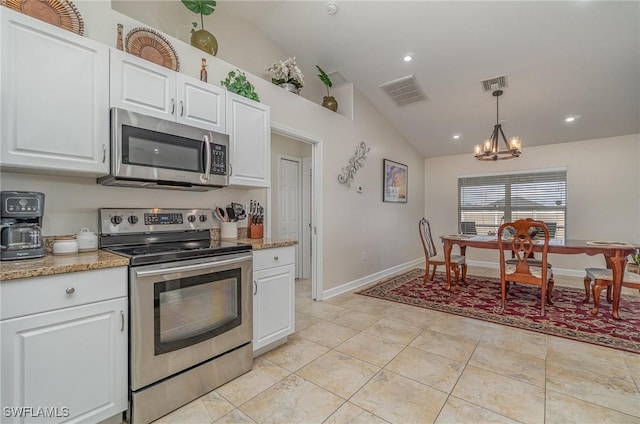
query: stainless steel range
[{"left": 99, "top": 208, "right": 253, "bottom": 424}]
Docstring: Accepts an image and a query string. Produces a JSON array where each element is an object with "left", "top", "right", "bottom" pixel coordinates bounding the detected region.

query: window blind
[{"left": 458, "top": 170, "right": 567, "bottom": 238}]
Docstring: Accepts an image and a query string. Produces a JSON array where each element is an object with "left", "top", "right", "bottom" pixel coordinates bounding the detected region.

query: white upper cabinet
[
  {"left": 226, "top": 91, "right": 271, "bottom": 188},
  {"left": 0, "top": 8, "right": 110, "bottom": 176},
  {"left": 110, "top": 49, "right": 225, "bottom": 133}
]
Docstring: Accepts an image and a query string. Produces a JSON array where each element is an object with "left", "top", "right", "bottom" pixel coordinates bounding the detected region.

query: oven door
[
  {"left": 111, "top": 108, "right": 228, "bottom": 187},
  {"left": 129, "top": 252, "right": 252, "bottom": 391}
]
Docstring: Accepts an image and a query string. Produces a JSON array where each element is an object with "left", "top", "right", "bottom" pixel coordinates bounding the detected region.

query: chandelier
[{"left": 474, "top": 89, "right": 522, "bottom": 161}]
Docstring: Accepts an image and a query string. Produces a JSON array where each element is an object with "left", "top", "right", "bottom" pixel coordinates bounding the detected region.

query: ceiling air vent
[
  {"left": 481, "top": 75, "right": 508, "bottom": 92},
  {"left": 379, "top": 75, "right": 429, "bottom": 106},
  {"left": 327, "top": 70, "right": 347, "bottom": 86}
]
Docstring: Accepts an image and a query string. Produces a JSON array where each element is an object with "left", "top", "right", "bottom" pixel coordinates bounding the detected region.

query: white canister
[
  {"left": 53, "top": 237, "right": 79, "bottom": 255},
  {"left": 75, "top": 227, "right": 98, "bottom": 252},
  {"left": 220, "top": 222, "right": 238, "bottom": 240}
]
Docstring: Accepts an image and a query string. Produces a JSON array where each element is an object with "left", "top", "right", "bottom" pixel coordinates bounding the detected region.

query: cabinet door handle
[
  {"left": 180, "top": 100, "right": 184, "bottom": 117},
  {"left": 120, "top": 311, "right": 125, "bottom": 332},
  {"left": 102, "top": 144, "right": 106, "bottom": 163},
  {"left": 229, "top": 162, "right": 233, "bottom": 176},
  {"left": 253, "top": 280, "right": 257, "bottom": 295},
  {"left": 65, "top": 287, "right": 75, "bottom": 295},
  {"left": 171, "top": 98, "right": 175, "bottom": 115},
  {"left": 274, "top": 256, "right": 279, "bottom": 261}
]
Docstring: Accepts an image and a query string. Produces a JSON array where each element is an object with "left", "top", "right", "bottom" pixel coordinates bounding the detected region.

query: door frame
[
  {"left": 267, "top": 122, "right": 323, "bottom": 301},
  {"left": 277, "top": 154, "right": 303, "bottom": 278}
]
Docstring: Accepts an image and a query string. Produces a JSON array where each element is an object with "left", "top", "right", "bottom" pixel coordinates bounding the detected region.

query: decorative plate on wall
[
  {"left": 125, "top": 27, "right": 180, "bottom": 72},
  {"left": 1, "top": 0, "right": 85, "bottom": 35}
]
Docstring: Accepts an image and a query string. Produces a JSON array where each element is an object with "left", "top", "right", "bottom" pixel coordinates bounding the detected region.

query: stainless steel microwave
[{"left": 98, "top": 108, "right": 229, "bottom": 191}]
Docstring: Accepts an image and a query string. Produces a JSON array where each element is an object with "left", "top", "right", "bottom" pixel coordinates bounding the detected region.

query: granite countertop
[
  {"left": 235, "top": 238, "right": 298, "bottom": 250},
  {"left": 0, "top": 250, "right": 130, "bottom": 282},
  {"left": 1, "top": 237, "right": 298, "bottom": 281}
]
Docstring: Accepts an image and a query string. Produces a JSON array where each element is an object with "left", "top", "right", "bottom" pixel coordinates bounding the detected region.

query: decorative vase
[
  {"left": 190, "top": 29, "right": 218, "bottom": 56},
  {"left": 278, "top": 83, "right": 300, "bottom": 95},
  {"left": 322, "top": 95, "right": 338, "bottom": 112}
]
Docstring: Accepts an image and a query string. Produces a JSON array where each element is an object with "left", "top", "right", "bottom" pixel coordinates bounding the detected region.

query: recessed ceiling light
[
  {"left": 452, "top": 134, "right": 461, "bottom": 140},
  {"left": 403, "top": 55, "right": 413, "bottom": 62},
  {"left": 565, "top": 115, "right": 581, "bottom": 123}
]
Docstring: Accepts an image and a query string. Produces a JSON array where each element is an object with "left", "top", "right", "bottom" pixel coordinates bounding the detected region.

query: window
[{"left": 458, "top": 169, "right": 567, "bottom": 238}]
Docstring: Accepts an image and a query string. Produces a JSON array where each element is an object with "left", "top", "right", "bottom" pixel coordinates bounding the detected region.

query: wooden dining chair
[
  {"left": 583, "top": 267, "right": 640, "bottom": 316},
  {"left": 498, "top": 219, "right": 554, "bottom": 316},
  {"left": 419, "top": 218, "right": 467, "bottom": 289}
]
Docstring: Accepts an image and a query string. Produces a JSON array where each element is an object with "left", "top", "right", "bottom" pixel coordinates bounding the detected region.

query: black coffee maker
[{"left": 0, "top": 191, "right": 45, "bottom": 260}]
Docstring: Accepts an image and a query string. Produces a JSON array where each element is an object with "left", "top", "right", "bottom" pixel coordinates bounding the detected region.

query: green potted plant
[
  {"left": 221, "top": 69, "right": 260, "bottom": 102},
  {"left": 316, "top": 65, "right": 338, "bottom": 112},
  {"left": 630, "top": 249, "right": 640, "bottom": 274},
  {"left": 181, "top": 0, "right": 218, "bottom": 56},
  {"left": 265, "top": 57, "right": 304, "bottom": 94}
]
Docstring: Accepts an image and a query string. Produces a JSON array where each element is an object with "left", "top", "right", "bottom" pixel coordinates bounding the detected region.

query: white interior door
[{"left": 279, "top": 157, "right": 301, "bottom": 277}]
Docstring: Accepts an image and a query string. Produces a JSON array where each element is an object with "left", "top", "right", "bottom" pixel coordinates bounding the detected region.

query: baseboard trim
[
  {"left": 321, "top": 258, "right": 587, "bottom": 301},
  {"left": 322, "top": 257, "right": 424, "bottom": 300}
]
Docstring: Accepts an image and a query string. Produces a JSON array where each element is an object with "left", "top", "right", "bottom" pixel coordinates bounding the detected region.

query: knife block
[{"left": 248, "top": 216, "right": 264, "bottom": 239}]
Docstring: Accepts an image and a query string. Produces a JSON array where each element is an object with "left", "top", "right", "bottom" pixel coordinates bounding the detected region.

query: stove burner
[{"left": 104, "top": 239, "right": 252, "bottom": 266}]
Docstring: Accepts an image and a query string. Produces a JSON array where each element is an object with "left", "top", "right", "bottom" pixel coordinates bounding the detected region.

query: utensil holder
[
  {"left": 248, "top": 215, "right": 263, "bottom": 239},
  {"left": 221, "top": 221, "right": 238, "bottom": 240},
  {"left": 249, "top": 224, "right": 263, "bottom": 239}
]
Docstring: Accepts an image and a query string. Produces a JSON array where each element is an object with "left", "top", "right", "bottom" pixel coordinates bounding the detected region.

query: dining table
[{"left": 440, "top": 234, "right": 640, "bottom": 320}]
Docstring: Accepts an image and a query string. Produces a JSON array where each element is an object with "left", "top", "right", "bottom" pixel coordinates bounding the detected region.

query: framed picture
[{"left": 383, "top": 159, "right": 408, "bottom": 203}]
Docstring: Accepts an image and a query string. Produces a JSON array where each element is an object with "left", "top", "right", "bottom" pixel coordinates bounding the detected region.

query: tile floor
[{"left": 153, "top": 266, "right": 640, "bottom": 424}]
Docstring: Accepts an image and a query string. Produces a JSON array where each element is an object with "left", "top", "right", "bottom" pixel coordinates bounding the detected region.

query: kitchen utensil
[
  {"left": 225, "top": 206, "right": 236, "bottom": 222},
  {"left": 75, "top": 227, "right": 98, "bottom": 252},
  {"left": 213, "top": 208, "right": 224, "bottom": 222},
  {"left": 215, "top": 207, "right": 228, "bottom": 222},
  {"left": 232, "top": 203, "right": 246, "bottom": 220}
]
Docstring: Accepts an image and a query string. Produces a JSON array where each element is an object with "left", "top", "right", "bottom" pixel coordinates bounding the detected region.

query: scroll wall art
[{"left": 337, "top": 142, "right": 371, "bottom": 187}]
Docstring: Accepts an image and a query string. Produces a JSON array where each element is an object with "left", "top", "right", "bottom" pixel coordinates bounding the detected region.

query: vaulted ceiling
[{"left": 219, "top": 1, "right": 639, "bottom": 158}]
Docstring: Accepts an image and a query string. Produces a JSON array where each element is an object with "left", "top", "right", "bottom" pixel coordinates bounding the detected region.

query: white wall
[
  {"left": 0, "top": 1, "right": 424, "bottom": 293},
  {"left": 424, "top": 134, "right": 640, "bottom": 273}
]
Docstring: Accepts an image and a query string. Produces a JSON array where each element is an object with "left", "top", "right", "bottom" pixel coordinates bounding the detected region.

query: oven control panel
[{"left": 100, "top": 208, "right": 212, "bottom": 234}]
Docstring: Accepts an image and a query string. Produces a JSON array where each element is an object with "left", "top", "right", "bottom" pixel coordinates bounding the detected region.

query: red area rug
[{"left": 357, "top": 269, "right": 640, "bottom": 354}]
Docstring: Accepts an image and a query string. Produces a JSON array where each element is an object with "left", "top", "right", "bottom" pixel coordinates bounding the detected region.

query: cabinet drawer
[
  {"left": 253, "top": 246, "right": 295, "bottom": 271},
  {"left": 1, "top": 267, "right": 127, "bottom": 320}
]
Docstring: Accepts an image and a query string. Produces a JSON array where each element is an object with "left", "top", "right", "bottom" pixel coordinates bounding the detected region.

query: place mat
[
  {"left": 586, "top": 241, "right": 633, "bottom": 247},
  {"left": 125, "top": 27, "right": 180, "bottom": 71},
  {"left": 443, "top": 234, "right": 473, "bottom": 240},
  {"left": 2, "top": 0, "right": 84, "bottom": 35}
]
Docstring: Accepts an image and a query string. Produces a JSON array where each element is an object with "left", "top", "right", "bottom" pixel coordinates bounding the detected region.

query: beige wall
[
  {"left": 424, "top": 134, "right": 640, "bottom": 274},
  {"left": 0, "top": 1, "right": 424, "bottom": 294}
]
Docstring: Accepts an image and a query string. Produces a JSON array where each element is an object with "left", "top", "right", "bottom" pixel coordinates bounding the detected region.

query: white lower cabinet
[
  {"left": 0, "top": 268, "right": 128, "bottom": 423},
  {"left": 252, "top": 247, "right": 295, "bottom": 353}
]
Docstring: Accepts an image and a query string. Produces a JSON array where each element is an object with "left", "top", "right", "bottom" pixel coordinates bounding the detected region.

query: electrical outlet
[{"left": 361, "top": 251, "right": 366, "bottom": 261}]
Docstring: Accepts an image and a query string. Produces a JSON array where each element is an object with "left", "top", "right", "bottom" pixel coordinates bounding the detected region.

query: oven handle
[{"left": 134, "top": 255, "right": 250, "bottom": 277}]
